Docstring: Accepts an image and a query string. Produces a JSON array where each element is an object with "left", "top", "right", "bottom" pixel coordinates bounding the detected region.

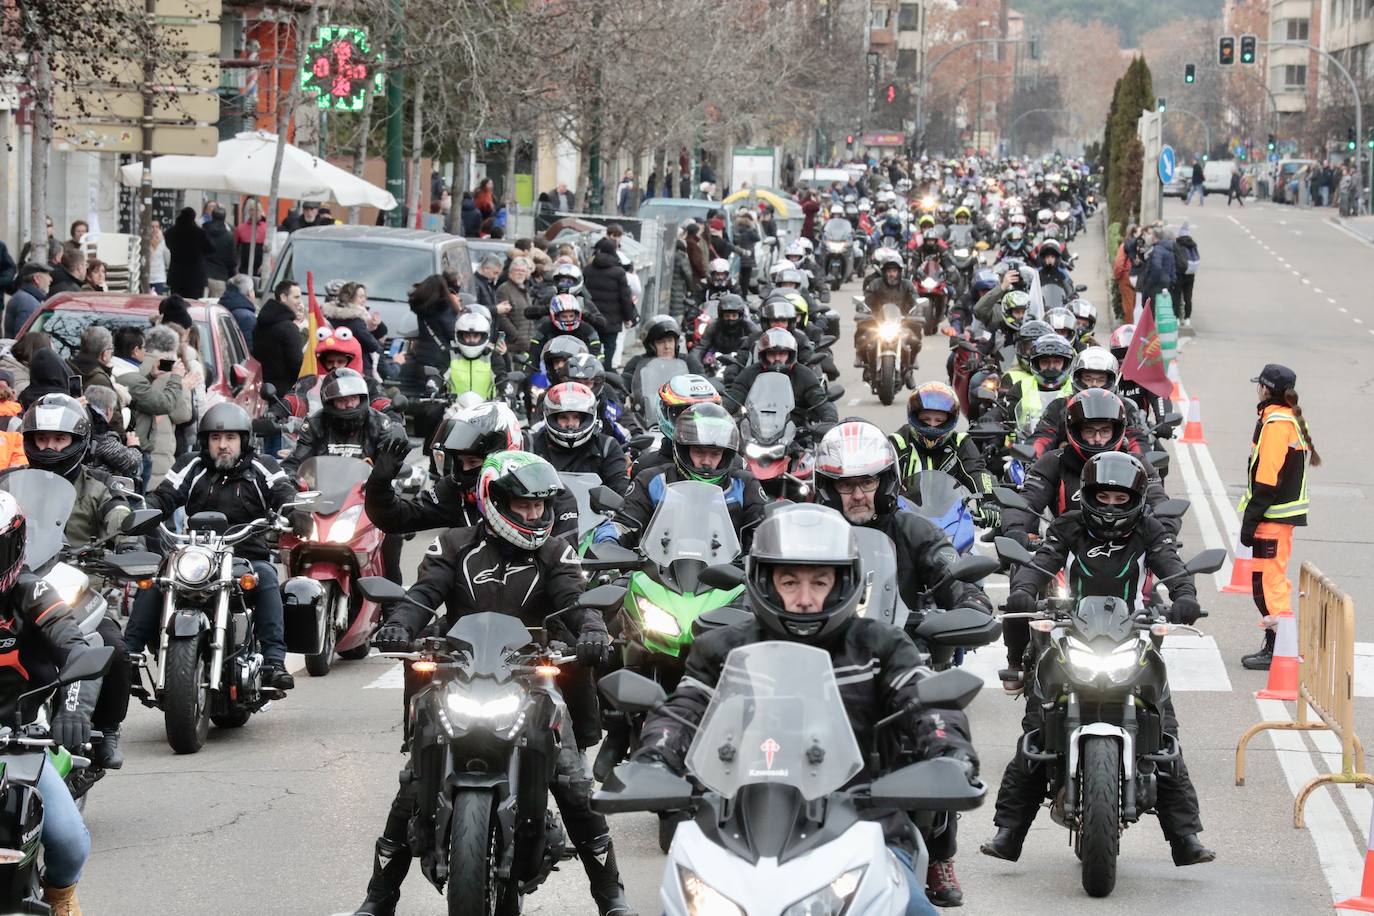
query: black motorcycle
[
  {"left": 358, "top": 577, "right": 624, "bottom": 916},
  {"left": 854, "top": 295, "right": 923, "bottom": 405},
  {"left": 995, "top": 537, "right": 1224, "bottom": 897}
]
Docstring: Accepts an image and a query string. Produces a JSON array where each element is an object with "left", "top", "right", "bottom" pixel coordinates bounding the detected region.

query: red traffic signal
[
  {"left": 885, "top": 83, "right": 897, "bottom": 104},
  {"left": 1219, "top": 35, "right": 1235, "bottom": 66},
  {"left": 846, "top": 134, "right": 855, "bottom": 145}
]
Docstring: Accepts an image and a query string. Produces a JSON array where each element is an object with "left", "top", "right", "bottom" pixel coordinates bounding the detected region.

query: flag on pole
[
  {"left": 1120, "top": 300, "right": 1172, "bottom": 399},
  {"left": 298, "top": 271, "right": 331, "bottom": 379}
]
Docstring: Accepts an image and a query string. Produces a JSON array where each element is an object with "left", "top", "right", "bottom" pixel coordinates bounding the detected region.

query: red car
[{"left": 18, "top": 292, "right": 266, "bottom": 417}]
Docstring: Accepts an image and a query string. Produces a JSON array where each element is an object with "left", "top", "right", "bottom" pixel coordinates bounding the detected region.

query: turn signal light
[
  {"left": 412, "top": 660, "right": 437, "bottom": 675},
  {"left": 136, "top": 578, "right": 154, "bottom": 590},
  {"left": 239, "top": 574, "right": 258, "bottom": 591},
  {"left": 1150, "top": 623, "right": 1172, "bottom": 637},
  {"left": 1030, "top": 619, "right": 1055, "bottom": 633},
  {"left": 535, "top": 665, "right": 560, "bottom": 678}
]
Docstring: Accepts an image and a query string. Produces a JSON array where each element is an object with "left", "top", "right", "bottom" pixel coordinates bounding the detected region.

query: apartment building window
[
  {"left": 898, "top": 4, "right": 920, "bottom": 31},
  {"left": 1287, "top": 18, "right": 1310, "bottom": 40},
  {"left": 871, "top": 7, "right": 892, "bottom": 29},
  {"left": 897, "top": 48, "right": 919, "bottom": 76},
  {"left": 1270, "top": 63, "right": 1308, "bottom": 90}
]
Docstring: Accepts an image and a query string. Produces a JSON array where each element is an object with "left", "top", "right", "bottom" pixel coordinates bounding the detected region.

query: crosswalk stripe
[{"left": 364, "top": 665, "right": 406, "bottom": 689}]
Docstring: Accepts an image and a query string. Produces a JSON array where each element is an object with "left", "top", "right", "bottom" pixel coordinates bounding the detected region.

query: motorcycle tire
[
  {"left": 305, "top": 585, "right": 344, "bottom": 677},
  {"left": 448, "top": 789, "right": 508, "bottom": 916},
  {"left": 338, "top": 643, "right": 371, "bottom": 661},
  {"left": 658, "top": 809, "right": 689, "bottom": 854},
  {"left": 1078, "top": 735, "right": 1121, "bottom": 898},
  {"left": 924, "top": 299, "right": 941, "bottom": 336},
  {"left": 164, "top": 638, "right": 210, "bottom": 755},
  {"left": 877, "top": 354, "right": 897, "bottom": 406},
  {"left": 212, "top": 709, "right": 251, "bottom": 729}
]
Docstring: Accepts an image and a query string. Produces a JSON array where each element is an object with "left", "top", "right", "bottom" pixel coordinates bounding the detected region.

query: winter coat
[
  {"left": 496, "top": 279, "right": 535, "bottom": 355},
  {"left": 582, "top": 250, "right": 636, "bottom": 326},
  {"left": 1139, "top": 242, "right": 1176, "bottom": 303},
  {"left": 321, "top": 298, "right": 383, "bottom": 377},
  {"left": 685, "top": 235, "right": 708, "bottom": 281},
  {"left": 165, "top": 220, "right": 211, "bottom": 298},
  {"left": 460, "top": 198, "right": 482, "bottom": 237},
  {"left": 732, "top": 222, "right": 760, "bottom": 266},
  {"left": 69, "top": 352, "right": 115, "bottom": 397},
  {"left": 19, "top": 348, "right": 73, "bottom": 409},
  {"left": 47, "top": 265, "right": 83, "bottom": 297},
  {"left": 251, "top": 298, "right": 304, "bottom": 393},
  {"left": 3, "top": 284, "right": 44, "bottom": 339},
  {"left": 149, "top": 450, "right": 296, "bottom": 560},
  {"left": 218, "top": 286, "right": 258, "bottom": 350},
  {"left": 669, "top": 242, "right": 695, "bottom": 320},
  {"left": 112, "top": 356, "right": 191, "bottom": 486},
  {"left": 203, "top": 218, "right": 237, "bottom": 282}
]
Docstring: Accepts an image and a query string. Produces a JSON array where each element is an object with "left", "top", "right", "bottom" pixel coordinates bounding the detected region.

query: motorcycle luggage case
[{"left": 282, "top": 576, "right": 328, "bottom": 655}]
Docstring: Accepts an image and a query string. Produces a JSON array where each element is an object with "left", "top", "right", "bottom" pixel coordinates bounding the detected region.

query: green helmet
[
  {"left": 475, "top": 450, "right": 564, "bottom": 550},
  {"left": 672, "top": 403, "right": 741, "bottom": 485}
]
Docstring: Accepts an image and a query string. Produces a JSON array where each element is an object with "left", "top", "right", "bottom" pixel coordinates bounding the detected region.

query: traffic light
[
  {"left": 1184, "top": 63, "right": 1196, "bottom": 84},
  {"left": 1028, "top": 37, "right": 1039, "bottom": 61},
  {"left": 1219, "top": 35, "right": 1235, "bottom": 66},
  {"left": 1237, "top": 146, "right": 1247, "bottom": 161},
  {"left": 846, "top": 134, "right": 855, "bottom": 146},
  {"left": 1157, "top": 97, "right": 1166, "bottom": 112},
  {"left": 1368, "top": 126, "right": 1374, "bottom": 150},
  {"left": 1267, "top": 133, "right": 1276, "bottom": 152},
  {"left": 1348, "top": 126, "right": 1357, "bottom": 152},
  {"left": 884, "top": 83, "right": 897, "bottom": 104},
  {"left": 1240, "top": 34, "right": 1257, "bottom": 64}
]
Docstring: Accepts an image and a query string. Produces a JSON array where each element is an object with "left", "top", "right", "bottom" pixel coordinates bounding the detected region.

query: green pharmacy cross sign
[{"left": 301, "top": 26, "right": 384, "bottom": 113}]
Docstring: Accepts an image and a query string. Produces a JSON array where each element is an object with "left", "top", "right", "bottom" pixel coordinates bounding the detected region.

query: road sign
[
  {"left": 54, "top": 121, "right": 217, "bottom": 155},
  {"left": 1158, "top": 145, "right": 1177, "bottom": 184},
  {"left": 55, "top": 87, "right": 219, "bottom": 123}
]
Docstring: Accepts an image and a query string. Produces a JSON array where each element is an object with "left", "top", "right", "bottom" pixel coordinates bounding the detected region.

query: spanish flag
[{"left": 298, "top": 271, "right": 333, "bottom": 379}]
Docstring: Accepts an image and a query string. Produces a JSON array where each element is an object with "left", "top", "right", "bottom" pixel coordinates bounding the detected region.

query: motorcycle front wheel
[
  {"left": 877, "top": 354, "right": 897, "bottom": 406},
  {"left": 1078, "top": 735, "right": 1121, "bottom": 897},
  {"left": 924, "top": 298, "right": 942, "bottom": 336},
  {"left": 305, "top": 583, "right": 344, "bottom": 677},
  {"left": 448, "top": 789, "right": 512, "bottom": 916},
  {"left": 164, "top": 637, "right": 210, "bottom": 754}
]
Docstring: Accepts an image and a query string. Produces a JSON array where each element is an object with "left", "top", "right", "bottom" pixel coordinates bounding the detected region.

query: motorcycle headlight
[
  {"left": 1065, "top": 636, "right": 1141, "bottom": 684},
  {"left": 637, "top": 596, "right": 681, "bottom": 636},
  {"left": 877, "top": 321, "right": 901, "bottom": 341},
  {"left": 44, "top": 563, "right": 89, "bottom": 608},
  {"left": 678, "top": 866, "right": 744, "bottom": 916},
  {"left": 173, "top": 549, "right": 215, "bottom": 586},
  {"left": 954, "top": 248, "right": 970, "bottom": 258},
  {"left": 442, "top": 681, "right": 527, "bottom": 736},
  {"left": 324, "top": 504, "right": 364, "bottom": 544},
  {"left": 781, "top": 867, "right": 866, "bottom": 916},
  {"left": 744, "top": 442, "right": 786, "bottom": 460},
  {"left": 921, "top": 278, "right": 938, "bottom": 290}
]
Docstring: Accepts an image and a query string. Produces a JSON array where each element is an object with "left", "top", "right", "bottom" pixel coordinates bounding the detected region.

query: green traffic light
[{"left": 1202, "top": 154, "right": 1208, "bottom": 161}]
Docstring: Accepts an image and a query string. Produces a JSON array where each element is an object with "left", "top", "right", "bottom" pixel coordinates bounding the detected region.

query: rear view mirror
[
  {"left": 866, "top": 757, "right": 985, "bottom": 812},
  {"left": 1185, "top": 548, "right": 1227, "bottom": 576},
  {"left": 1008, "top": 443, "right": 1036, "bottom": 462},
  {"left": 578, "top": 584, "right": 627, "bottom": 612},
  {"left": 995, "top": 536, "right": 1035, "bottom": 568},
  {"left": 627, "top": 434, "right": 657, "bottom": 451},
  {"left": 698, "top": 564, "right": 746, "bottom": 591},
  {"left": 251, "top": 417, "right": 279, "bottom": 436},
  {"left": 358, "top": 576, "right": 408, "bottom": 604},
  {"left": 826, "top": 384, "right": 846, "bottom": 402},
  {"left": 506, "top": 371, "right": 528, "bottom": 388},
  {"left": 598, "top": 669, "right": 667, "bottom": 713},
  {"left": 947, "top": 554, "right": 999, "bottom": 583},
  {"left": 593, "top": 762, "right": 694, "bottom": 815},
  {"left": 59, "top": 646, "right": 114, "bottom": 685},
  {"left": 911, "top": 667, "right": 984, "bottom": 711},
  {"left": 1151, "top": 498, "right": 1190, "bottom": 519},
  {"left": 590, "top": 485, "right": 624, "bottom": 514},
  {"left": 1076, "top": 283, "right": 1088, "bottom": 292},
  {"left": 423, "top": 365, "right": 443, "bottom": 379},
  {"left": 992, "top": 486, "right": 1030, "bottom": 512},
  {"left": 120, "top": 508, "right": 163, "bottom": 536},
  {"left": 260, "top": 382, "right": 278, "bottom": 400},
  {"left": 1145, "top": 450, "right": 1170, "bottom": 475}
]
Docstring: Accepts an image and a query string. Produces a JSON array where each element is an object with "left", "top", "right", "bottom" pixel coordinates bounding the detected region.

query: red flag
[
  {"left": 297, "top": 271, "right": 332, "bottom": 380},
  {"left": 1120, "top": 301, "right": 1171, "bottom": 399}
]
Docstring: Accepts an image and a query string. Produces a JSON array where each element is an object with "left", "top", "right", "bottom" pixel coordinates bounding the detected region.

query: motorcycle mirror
[
  {"left": 826, "top": 384, "right": 846, "bottom": 402},
  {"left": 1185, "top": 548, "right": 1227, "bottom": 576},
  {"left": 388, "top": 394, "right": 410, "bottom": 412},
  {"left": 1151, "top": 498, "right": 1190, "bottom": 519},
  {"left": 948, "top": 554, "right": 1000, "bottom": 583},
  {"left": 915, "top": 607, "right": 1003, "bottom": 648},
  {"left": 577, "top": 584, "right": 628, "bottom": 612},
  {"left": 1075, "top": 283, "right": 1088, "bottom": 292},
  {"left": 1008, "top": 443, "right": 1037, "bottom": 462},
  {"left": 1145, "top": 450, "right": 1170, "bottom": 475},
  {"left": 627, "top": 434, "right": 656, "bottom": 451},
  {"left": 58, "top": 646, "right": 114, "bottom": 686},
  {"left": 120, "top": 507, "right": 164, "bottom": 536},
  {"left": 283, "top": 491, "right": 322, "bottom": 510},
  {"left": 911, "top": 667, "right": 984, "bottom": 710},
  {"left": 506, "top": 371, "right": 528, "bottom": 388},
  {"left": 592, "top": 761, "right": 693, "bottom": 815},
  {"left": 260, "top": 382, "right": 277, "bottom": 400},
  {"left": 852, "top": 295, "right": 869, "bottom": 312},
  {"left": 1153, "top": 412, "right": 1183, "bottom": 435},
  {"left": 251, "top": 417, "right": 279, "bottom": 436},
  {"left": 589, "top": 485, "right": 624, "bottom": 514},
  {"left": 816, "top": 335, "right": 838, "bottom": 349},
  {"left": 698, "top": 564, "right": 746, "bottom": 590},
  {"left": 423, "top": 365, "right": 443, "bottom": 379},
  {"left": 995, "top": 536, "right": 1035, "bottom": 567},
  {"left": 597, "top": 669, "right": 668, "bottom": 713},
  {"left": 357, "top": 576, "right": 409, "bottom": 605},
  {"left": 865, "top": 757, "right": 985, "bottom": 812}
]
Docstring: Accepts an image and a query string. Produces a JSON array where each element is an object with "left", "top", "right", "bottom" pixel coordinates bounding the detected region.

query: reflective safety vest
[
  {"left": 1011, "top": 376, "right": 1069, "bottom": 438},
  {"left": 891, "top": 430, "right": 967, "bottom": 479},
  {"left": 447, "top": 356, "right": 495, "bottom": 400},
  {"left": 1238, "top": 407, "right": 1310, "bottom": 522}
]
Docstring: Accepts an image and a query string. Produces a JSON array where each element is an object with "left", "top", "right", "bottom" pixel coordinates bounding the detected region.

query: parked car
[
  {"left": 1162, "top": 173, "right": 1190, "bottom": 198},
  {"left": 264, "top": 225, "right": 473, "bottom": 338},
  {"left": 1202, "top": 160, "right": 1238, "bottom": 195},
  {"left": 18, "top": 292, "right": 265, "bottom": 416}
]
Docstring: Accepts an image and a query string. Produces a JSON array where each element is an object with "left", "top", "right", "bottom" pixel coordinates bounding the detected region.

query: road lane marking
[
  {"left": 1315, "top": 288, "right": 1324, "bottom": 294},
  {"left": 847, "top": 397, "right": 861, "bottom": 406},
  {"left": 365, "top": 665, "right": 406, "bottom": 689},
  {"left": 1302, "top": 278, "right": 1311, "bottom": 284},
  {"left": 1339, "top": 306, "right": 1348, "bottom": 313},
  {"left": 1173, "top": 442, "right": 1233, "bottom": 590}
]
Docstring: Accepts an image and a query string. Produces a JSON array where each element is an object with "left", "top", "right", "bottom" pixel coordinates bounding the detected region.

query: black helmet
[
  {"left": 540, "top": 335, "right": 590, "bottom": 384},
  {"left": 672, "top": 402, "right": 740, "bottom": 486},
  {"left": 642, "top": 315, "right": 682, "bottom": 355},
  {"left": 1029, "top": 334, "right": 1075, "bottom": 388},
  {"left": 198, "top": 402, "right": 252, "bottom": 457},
  {"left": 1065, "top": 388, "right": 1127, "bottom": 460},
  {"left": 562, "top": 352, "right": 605, "bottom": 397},
  {"left": 716, "top": 293, "right": 746, "bottom": 328},
  {"left": 1015, "top": 319, "right": 1052, "bottom": 369},
  {"left": 759, "top": 297, "right": 797, "bottom": 331},
  {"left": 320, "top": 368, "right": 370, "bottom": 429},
  {"left": 1039, "top": 237, "right": 1064, "bottom": 261},
  {"left": 20, "top": 393, "right": 91, "bottom": 481},
  {"left": 433, "top": 402, "right": 522, "bottom": 489},
  {"left": 1079, "top": 451, "right": 1148, "bottom": 541},
  {"left": 745, "top": 504, "right": 864, "bottom": 643}
]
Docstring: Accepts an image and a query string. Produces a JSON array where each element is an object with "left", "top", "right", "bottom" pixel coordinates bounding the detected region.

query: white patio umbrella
[{"left": 117, "top": 130, "right": 397, "bottom": 209}]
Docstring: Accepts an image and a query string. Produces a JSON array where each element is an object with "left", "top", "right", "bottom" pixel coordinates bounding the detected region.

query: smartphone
[
  {"left": 158, "top": 358, "right": 176, "bottom": 373},
  {"left": 66, "top": 375, "right": 83, "bottom": 398},
  {"left": 388, "top": 338, "right": 405, "bottom": 357},
  {"left": 495, "top": 331, "right": 506, "bottom": 346}
]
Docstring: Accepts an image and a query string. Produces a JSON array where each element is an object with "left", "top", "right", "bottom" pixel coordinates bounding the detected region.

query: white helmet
[
  {"left": 453, "top": 311, "right": 492, "bottom": 359},
  {"left": 785, "top": 239, "right": 807, "bottom": 260},
  {"left": 1036, "top": 208, "right": 1053, "bottom": 226}
]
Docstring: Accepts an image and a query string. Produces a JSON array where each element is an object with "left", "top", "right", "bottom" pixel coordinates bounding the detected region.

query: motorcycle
[
  {"left": 854, "top": 295, "right": 923, "bottom": 405},
  {"left": 132, "top": 500, "right": 314, "bottom": 754},
  {"left": 594, "top": 642, "right": 986, "bottom": 915},
  {"left": 277, "top": 456, "right": 386, "bottom": 677},
  {"left": 903, "top": 470, "right": 976, "bottom": 555},
  {"left": 739, "top": 373, "right": 814, "bottom": 501},
  {"left": 0, "top": 647, "right": 113, "bottom": 914},
  {"left": 915, "top": 258, "right": 950, "bottom": 336},
  {"left": 630, "top": 356, "right": 689, "bottom": 432},
  {"left": 357, "top": 576, "right": 626, "bottom": 915},
  {"left": 995, "top": 537, "right": 1225, "bottom": 897}
]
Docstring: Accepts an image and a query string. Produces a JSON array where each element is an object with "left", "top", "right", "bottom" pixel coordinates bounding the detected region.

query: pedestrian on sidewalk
[
  {"left": 1112, "top": 224, "right": 1139, "bottom": 323},
  {"left": 1237, "top": 364, "right": 1319, "bottom": 670},
  {"left": 1173, "top": 223, "right": 1199, "bottom": 327},
  {"left": 1186, "top": 158, "right": 1204, "bottom": 206},
  {"left": 1227, "top": 164, "right": 1245, "bottom": 207}
]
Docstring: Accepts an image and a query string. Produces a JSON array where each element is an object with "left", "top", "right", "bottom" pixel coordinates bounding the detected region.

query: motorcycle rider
[
  {"left": 126, "top": 403, "right": 298, "bottom": 690},
  {"left": 622, "top": 315, "right": 704, "bottom": 385},
  {"left": 725, "top": 329, "right": 837, "bottom": 437},
  {"left": 698, "top": 293, "right": 758, "bottom": 370},
  {"left": 1026, "top": 347, "right": 1149, "bottom": 458},
  {"left": 783, "top": 238, "right": 830, "bottom": 303},
  {"left": 1043, "top": 306, "right": 1081, "bottom": 350},
  {"left": 636, "top": 375, "right": 724, "bottom": 473},
  {"left": 855, "top": 249, "right": 923, "bottom": 370},
  {"left": 990, "top": 332, "right": 1073, "bottom": 432},
  {"left": 283, "top": 368, "right": 404, "bottom": 476},
  {"left": 563, "top": 352, "right": 633, "bottom": 446},
  {"left": 1068, "top": 298, "right": 1100, "bottom": 348},
  {"left": 445, "top": 310, "right": 507, "bottom": 400},
  {"left": 888, "top": 383, "right": 999, "bottom": 528},
  {"left": 1032, "top": 238, "right": 1076, "bottom": 302},
  {"left": 281, "top": 328, "right": 396, "bottom": 419},
  {"left": 529, "top": 382, "right": 630, "bottom": 496},
  {"left": 634, "top": 501, "right": 980, "bottom": 916},
  {"left": 983, "top": 451, "right": 1214, "bottom": 868},
  {"left": 596, "top": 402, "right": 766, "bottom": 548},
  {"left": 0, "top": 491, "right": 99, "bottom": 915},
  {"left": 6, "top": 394, "right": 132, "bottom": 775},
  {"left": 530, "top": 293, "right": 604, "bottom": 366},
  {"left": 357, "top": 452, "right": 634, "bottom": 916}
]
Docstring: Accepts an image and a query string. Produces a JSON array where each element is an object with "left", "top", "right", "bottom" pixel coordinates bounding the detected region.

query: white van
[
  {"left": 1202, "top": 160, "right": 1236, "bottom": 195},
  {"left": 796, "top": 167, "right": 855, "bottom": 190}
]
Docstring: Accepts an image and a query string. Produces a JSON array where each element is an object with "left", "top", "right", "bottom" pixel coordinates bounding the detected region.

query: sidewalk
[{"left": 1335, "top": 214, "right": 1374, "bottom": 244}]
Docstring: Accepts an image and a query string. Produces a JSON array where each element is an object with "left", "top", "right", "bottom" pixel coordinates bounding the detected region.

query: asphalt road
[{"left": 78, "top": 199, "right": 1371, "bottom": 915}]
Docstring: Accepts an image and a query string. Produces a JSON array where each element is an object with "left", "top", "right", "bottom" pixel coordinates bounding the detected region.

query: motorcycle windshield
[
  {"left": 878, "top": 303, "right": 905, "bottom": 324},
  {"left": 948, "top": 225, "right": 976, "bottom": 247},
  {"left": 632, "top": 357, "right": 689, "bottom": 427},
  {"left": 559, "top": 472, "right": 604, "bottom": 538},
  {"left": 853, "top": 527, "right": 901, "bottom": 627},
  {"left": 0, "top": 469, "right": 76, "bottom": 570},
  {"left": 446, "top": 611, "right": 536, "bottom": 676},
  {"left": 822, "top": 219, "right": 853, "bottom": 241},
  {"left": 1040, "top": 284, "right": 1067, "bottom": 312},
  {"left": 905, "top": 470, "right": 968, "bottom": 520},
  {"left": 686, "top": 642, "right": 863, "bottom": 802},
  {"left": 744, "top": 373, "right": 796, "bottom": 445},
  {"left": 296, "top": 456, "right": 373, "bottom": 515},
  {"left": 642, "top": 481, "right": 739, "bottom": 570}
]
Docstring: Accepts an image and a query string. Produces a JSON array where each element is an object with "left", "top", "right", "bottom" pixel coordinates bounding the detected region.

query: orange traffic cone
[
  {"left": 1221, "top": 540, "right": 1261, "bottom": 594},
  {"left": 1167, "top": 360, "right": 1184, "bottom": 401},
  {"left": 1255, "top": 613, "right": 1299, "bottom": 701},
  {"left": 1180, "top": 397, "right": 1206, "bottom": 444},
  {"left": 1337, "top": 806, "right": 1374, "bottom": 911}
]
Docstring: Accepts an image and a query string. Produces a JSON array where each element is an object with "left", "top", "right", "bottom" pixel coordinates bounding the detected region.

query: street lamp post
[
  {"left": 1160, "top": 108, "right": 1213, "bottom": 162},
  {"left": 914, "top": 35, "right": 1035, "bottom": 156}
]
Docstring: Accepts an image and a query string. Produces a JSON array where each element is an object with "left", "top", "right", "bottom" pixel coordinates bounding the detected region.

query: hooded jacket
[
  {"left": 218, "top": 286, "right": 257, "bottom": 349},
  {"left": 582, "top": 246, "right": 636, "bottom": 326},
  {"left": 18, "top": 348, "right": 72, "bottom": 409},
  {"left": 251, "top": 297, "right": 304, "bottom": 392}
]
